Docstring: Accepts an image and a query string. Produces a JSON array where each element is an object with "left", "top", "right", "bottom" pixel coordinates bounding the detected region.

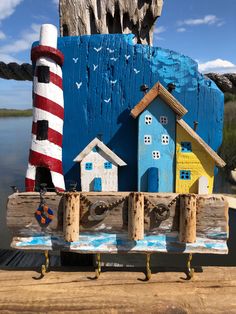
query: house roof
[
  {"left": 177, "top": 119, "right": 226, "bottom": 168},
  {"left": 73, "top": 137, "right": 127, "bottom": 166},
  {"left": 130, "top": 82, "right": 188, "bottom": 119}
]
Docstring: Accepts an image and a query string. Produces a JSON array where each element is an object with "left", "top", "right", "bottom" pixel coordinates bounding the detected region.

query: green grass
[
  {"left": 225, "top": 93, "right": 236, "bottom": 104},
  {"left": 0, "top": 108, "right": 32, "bottom": 117},
  {"left": 219, "top": 100, "right": 236, "bottom": 169}
]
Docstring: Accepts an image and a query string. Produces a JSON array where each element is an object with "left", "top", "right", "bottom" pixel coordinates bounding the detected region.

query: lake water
[{"left": 0, "top": 117, "right": 32, "bottom": 248}]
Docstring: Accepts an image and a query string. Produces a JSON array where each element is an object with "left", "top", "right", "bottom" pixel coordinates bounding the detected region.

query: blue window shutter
[
  {"left": 85, "top": 162, "right": 93, "bottom": 170},
  {"left": 148, "top": 167, "right": 159, "bottom": 192},
  {"left": 180, "top": 170, "right": 191, "bottom": 180},
  {"left": 94, "top": 177, "right": 102, "bottom": 192},
  {"left": 104, "top": 162, "right": 112, "bottom": 169},
  {"left": 181, "top": 142, "right": 192, "bottom": 153}
]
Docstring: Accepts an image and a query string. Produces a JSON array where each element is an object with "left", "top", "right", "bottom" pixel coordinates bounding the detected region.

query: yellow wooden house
[{"left": 176, "top": 119, "right": 226, "bottom": 194}]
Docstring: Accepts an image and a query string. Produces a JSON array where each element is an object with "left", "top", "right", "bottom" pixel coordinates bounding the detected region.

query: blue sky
[{"left": 0, "top": 0, "right": 235, "bottom": 109}]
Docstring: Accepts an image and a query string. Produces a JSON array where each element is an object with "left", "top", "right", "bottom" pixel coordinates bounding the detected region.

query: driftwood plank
[
  {"left": 196, "top": 194, "right": 229, "bottom": 239},
  {"left": 7, "top": 193, "right": 63, "bottom": 233},
  {"left": 7, "top": 193, "right": 228, "bottom": 244}
]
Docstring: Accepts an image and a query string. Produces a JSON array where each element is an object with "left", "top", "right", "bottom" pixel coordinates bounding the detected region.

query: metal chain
[
  {"left": 144, "top": 194, "right": 180, "bottom": 209},
  {"left": 80, "top": 194, "right": 128, "bottom": 221},
  {"left": 80, "top": 195, "right": 127, "bottom": 209},
  {"left": 144, "top": 194, "right": 180, "bottom": 222}
]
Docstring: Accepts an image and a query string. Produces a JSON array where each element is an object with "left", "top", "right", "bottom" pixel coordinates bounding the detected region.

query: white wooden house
[{"left": 73, "top": 138, "right": 126, "bottom": 192}]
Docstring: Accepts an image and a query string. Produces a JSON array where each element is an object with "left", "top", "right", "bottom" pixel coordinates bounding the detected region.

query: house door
[
  {"left": 93, "top": 177, "right": 102, "bottom": 192},
  {"left": 198, "top": 176, "right": 209, "bottom": 194},
  {"left": 148, "top": 167, "right": 159, "bottom": 192}
]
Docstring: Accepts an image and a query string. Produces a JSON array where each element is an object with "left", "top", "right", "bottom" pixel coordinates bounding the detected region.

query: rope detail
[{"left": 0, "top": 62, "right": 33, "bottom": 81}]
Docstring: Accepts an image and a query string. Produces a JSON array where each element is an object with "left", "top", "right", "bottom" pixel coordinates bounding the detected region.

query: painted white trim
[
  {"left": 36, "top": 57, "right": 62, "bottom": 77},
  {"left": 40, "top": 24, "right": 58, "bottom": 49},
  {"left": 26, "top": 163, "right": 36, "bottom": 180},
  {"left": 33, "top": 78, "right": 64, "bottom": 108},
  {"left": 51, "top": 171, "right": 65, "bottom": 190},
  {"left": 33, "top": 108, "right": 64, "bottom": 133},
  {"left": 31, "top": 135, "right": 62, "bottom": 160},
  {"left": 74, "top": 137, "right": 126, "bottom": 166}
]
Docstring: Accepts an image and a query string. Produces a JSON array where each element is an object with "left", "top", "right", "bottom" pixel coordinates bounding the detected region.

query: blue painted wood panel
[
  {"left": 33, "top": 34, "right": 224, "bottom": 191},
  {"left": 13, "top": 232, "right": 228, "bottom": 254},
  {"left": 138, "top": 98, "right": 176, "bottom": 192}
]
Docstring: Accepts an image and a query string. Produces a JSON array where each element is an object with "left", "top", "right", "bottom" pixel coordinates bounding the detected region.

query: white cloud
[
  {"left": 178, "top": 15, "right": 223, "bottom": 27},
  {"left": 0, "top": 0, "right": 23, "bottom": 22},
  {"left": 154, "top": 26, "right": 166, "bottom": 40},
  {"left": 198, "top": 59, "right": 236, "bottom": 74},
  {"left": 176, "top": 27, "right": 186, "bottom": 33},
  {"left": 0, "top": 53, "right": 20, "bottom": 63},
  {"left": 52, "top": 0, "right": 59, "bottom": 5},
  {"left": 0, "top": 30, "right": 6, "bottom": 40},
  {"left": 0, "top": 24, "right": 40, "bottom": 63}
]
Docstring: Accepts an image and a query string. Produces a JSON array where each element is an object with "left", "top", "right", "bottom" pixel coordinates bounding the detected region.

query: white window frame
[
  {"left": 161, "top": 134, "right": 169, "bottom": 145},
  {"left": 160, "top": 116, "right": 168, "bottom": 125},
  {"left": 145, "top": 115, "right": 152, "bottom": 125},
  {"left": 144, "top": 135, "right": 152, "bottom": 145},
  {"left": 152, "top": 151, "right": 161, "bottom": 159}
]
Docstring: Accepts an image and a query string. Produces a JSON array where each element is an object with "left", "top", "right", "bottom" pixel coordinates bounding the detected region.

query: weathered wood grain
[
  {"left": 0, "top": 267, "right": 236, "bottom": 314},
  {"left": 7, "top": 193, "right": 228, "bottom": 248},
  {"left": 128, "top": 193, "right": 144, "bottom": 240},
  {"left": 59, "top": 0, "right": 163, "bottom": 45},
  {"left": 63, "top": 193, "right": 80, "bottom": 242},
  {"left": 179, "top": 194, "right": 197, "bottom": 243},
  {"left": 7, "top": 192, "right": 63, "bottom": 233},
  {"left": 197, "top": 194, "right": 229, "bottom": 240}
]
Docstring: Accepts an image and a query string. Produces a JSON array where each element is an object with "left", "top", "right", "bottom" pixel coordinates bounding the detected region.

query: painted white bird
[
  {"left": 94, "top": 47, "right": 102, "bottom": 52},
  {"left": 110, "top": 57, "right": 118, "bottom": 61},
  {"left": 110, "top": 80, "right": 117, "bottom": 85},
  {"left": 104, "top": 98, "right": 111, "bottom": 103},
  {"left": 76, "top": 82, "right": 82, "bottom": 89},
  {"left": 134, "top": 68, "right": 140, "bottom": 74},
  {"left": 125, "top": 54, "right": 131, "bottom": 60},
  {"left": 93, "top": 64, "right": 98, "bottom": 71},
  {"left": 107, "top": 48, "right": 115, "bottom": 53},
  {"left": 73, "top": 58, "right": 78, "bottom": 63}
]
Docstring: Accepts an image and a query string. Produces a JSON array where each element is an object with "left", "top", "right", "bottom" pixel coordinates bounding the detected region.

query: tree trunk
[{"left": 59, "top": 0, "right": 163, "bottom": 45}]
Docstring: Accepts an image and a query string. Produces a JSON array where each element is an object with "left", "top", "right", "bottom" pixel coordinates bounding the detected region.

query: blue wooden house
[{"left": 131, "top": 82, "right": 187, "bottom": 192}]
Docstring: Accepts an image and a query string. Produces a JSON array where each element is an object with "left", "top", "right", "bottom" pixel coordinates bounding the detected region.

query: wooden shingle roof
[
  {"left": 177, "top": 119, "right": 226, "bottom": 168},
  {"left": 73, "top": 137, "right": 127, "bottom": 166},
  {"left": 131, "top": 82, "right": 188, "bottom": 119}
]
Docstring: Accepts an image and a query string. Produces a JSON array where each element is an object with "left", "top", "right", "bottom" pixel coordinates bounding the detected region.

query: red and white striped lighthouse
[{"left": 25, "top": 24, "right": 65, "bottom": 192}]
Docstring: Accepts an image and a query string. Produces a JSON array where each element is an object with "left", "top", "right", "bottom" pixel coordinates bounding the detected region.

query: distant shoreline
[{"left": 0, "top": 108, "right": 32, "bottom": 117}]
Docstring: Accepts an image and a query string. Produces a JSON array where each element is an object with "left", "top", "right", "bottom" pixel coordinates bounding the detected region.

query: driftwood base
[{"left": 7, "top": 192, "right": 229, "bottom": 255}]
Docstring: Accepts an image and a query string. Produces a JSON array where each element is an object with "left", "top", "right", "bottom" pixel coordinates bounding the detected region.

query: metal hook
[
  {"left": 41, "top": 250, "right": 50, "bottom": 277},
  {"left": 146, "top": 253, "right": 152, "bottom": 280},
  {"left": 95, "top": 253, "right": 101, "bottom": 279},
  {"left": 186, "top": 253, "right": 194, "bottom": 280},
  {"left": 39, "top": 183, "right": 47, "bottom": 206}
]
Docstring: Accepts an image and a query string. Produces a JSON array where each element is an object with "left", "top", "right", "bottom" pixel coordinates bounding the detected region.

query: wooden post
[
  {"left": 63, "top": 192, "right": 80, "bottom": 242},
  {"left": 179, "top": 194, "right": 197, "bottom": 243},
  {"left": 128, "top": 192, "right": 144, "bottom": 240},
  {"left": 59, "top": 0, "right": 163, "bottom": 45}
]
